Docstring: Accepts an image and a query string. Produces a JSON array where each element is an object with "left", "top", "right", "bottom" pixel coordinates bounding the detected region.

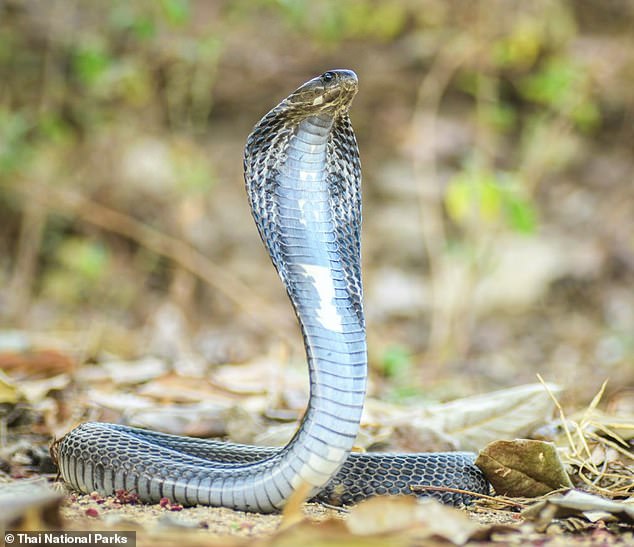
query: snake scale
[{"left": 57, "top": 70, "right": 488, "bottom": 513}]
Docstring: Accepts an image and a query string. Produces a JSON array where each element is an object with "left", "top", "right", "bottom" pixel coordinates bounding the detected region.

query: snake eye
[{"left": 322, "top": 71, "right": 335, "bottom": 83}]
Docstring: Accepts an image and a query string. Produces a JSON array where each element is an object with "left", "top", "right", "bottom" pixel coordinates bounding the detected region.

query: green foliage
[
  {"left": 0, "top": 0, "right": 622, "bottom": 344},
  {"left": 379, "top": 345, "right": 427, "bottom": 401},
  {"left": 57, "top": 238, "right": 109, "bottom": 282},
  {"left": 108, "top": 0, "right": 190, "bottom": 33},
  {"left": 0, "top": 109, "right": 31, "bottom": 176},
  {"left": 72, "top": 40, "right": 112, "bottom": 87},
  {"left": 172, "top": 141, "right": 217, "bottom": 194},
  {"left": 446, "top": 166, "right": 537, "bottom": 235},
  {"left": 253, "top": 0, "right": 406, "bottom": 43},
  {"left": 42, "top": 238, "right": 109, "bottom": 304},
  {"left": 380, "top": 344, "right": 412, "bottom": 379},
  {"left": 159, "top": 0, "right": 191, "bottom": 26},
  {"left": 0, "top": 0, "right": 225, "bottom": 318},
  {"left": 481, "top": 103, "right": 517, "bottom": 133},
  {"left": 492, "top": 19, "right": 543, "bottom": 69},
  {"left": 37, "top": 113, "right": 73, "bottom": 145},
  {"left": 109, "top": 5, "right": 156, "bottom": 40},
  {"left": 520, "top": 58, "right": 600, "bottom": 130}
]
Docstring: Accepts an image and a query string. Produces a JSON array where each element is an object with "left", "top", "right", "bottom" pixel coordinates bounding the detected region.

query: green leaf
[
  {"left": 519, "top": 57, "right": 600, "bottom": 130},
  {"left": 160, "top": 0, "right": 190, "bottom": 26},
  {"left": 492, "top": 20, "right": 542, "bottom": 68},
  {"left": 380, "top": 345, "right": 412, "bottom": 379},
  {"left": 109, "top": 4, "right": 156, "bottom": 39},
  {"left": 73, "top": 43, "right": 111, "bottom": 86},
  {"left": 504, "top": 194, "right": 537, "bottom": 234},
  {"left": 38, "top": 113, "right": 72, "bottom": 144},
  {"left": 482, "top": 103, "right": 517, "bottom": 132},
  {"left": 445, "top": 170, "right": 501, "bottom": 225},
  {"left": 571, "top": 101, "right": 601, "bottom": 132},
  {"left": 0, "top": 109, "right": 31, "bottom": 175},
  {"left": 446, "top": 167, "right": 538, "bottom": 234},
  {"left": 57, "top": 238, "right": 109, "bottom": 281},
  {"left": 520, "top": 58, "right": 577, "bottom": 107}
]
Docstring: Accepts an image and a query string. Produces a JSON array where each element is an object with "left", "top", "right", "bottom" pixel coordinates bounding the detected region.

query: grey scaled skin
[{"left": 56, "top": 70, "right": 488, "bottom": 513}]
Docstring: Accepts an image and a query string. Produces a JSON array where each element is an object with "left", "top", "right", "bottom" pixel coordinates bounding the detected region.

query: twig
[
  {"left": 410, "top": 484, "right": 525, "bottom": 508},
  {"left": 318, "top": 502, "right": 350, "bottom": 513},
  {"left": 537, "top": 374, "right": 577, "bottom": 455}
]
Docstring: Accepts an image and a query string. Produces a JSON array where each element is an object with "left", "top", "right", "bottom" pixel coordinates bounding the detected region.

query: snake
[{"left": 56, "top": 69, "right": 488, "bottom": 513}]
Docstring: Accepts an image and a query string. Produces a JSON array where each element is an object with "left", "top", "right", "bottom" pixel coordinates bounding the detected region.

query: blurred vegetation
[{"left": 0, "top": 0, "right": 632, "bottom": 399}]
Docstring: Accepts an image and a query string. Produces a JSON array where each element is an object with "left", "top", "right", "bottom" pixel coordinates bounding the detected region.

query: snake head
[{"left": 284, "top": 69, "right": 358, "bottom": 116}]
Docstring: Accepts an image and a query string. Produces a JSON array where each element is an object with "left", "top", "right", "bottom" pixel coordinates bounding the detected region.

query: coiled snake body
[{"left": 58, "top": 70, "right": 488, "bottom": 513}]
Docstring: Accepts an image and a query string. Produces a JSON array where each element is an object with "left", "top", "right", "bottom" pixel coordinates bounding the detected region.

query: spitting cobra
[{"left": 57, "top": 70, "right": 488, "bottom": 513}]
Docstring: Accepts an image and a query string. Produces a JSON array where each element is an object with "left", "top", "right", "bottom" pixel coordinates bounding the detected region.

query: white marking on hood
[
  {"left": 299, "top": 170, "right": 319, "bottom": 182},
  {"left": 298, "top": 199, "right": 307, "bottom": 226},
  {"left": 299, "top": 263, "right": 343, "bottom": 332}
]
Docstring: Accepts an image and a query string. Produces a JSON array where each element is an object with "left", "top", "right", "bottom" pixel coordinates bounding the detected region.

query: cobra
[{"left": 57, "top": 70, "right": 488, "bottom": 513}]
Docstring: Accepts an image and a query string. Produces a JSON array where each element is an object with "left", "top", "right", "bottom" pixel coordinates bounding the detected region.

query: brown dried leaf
[
  {"left": 280, "top": 480, "right": 314, "bottom": 531},
  {"left": 273, "top": 519, "right": 388, "bottom": 547},
  {"left": 19, "top": 374, "right": 71, "bottom": 404},
  {"left": 0, "top": 349, "right": 75, "bottom": 377},
  {"left": 368, "top": 383, "right": 561, "bottom": 452},
  {"left": 346, "top": 496, "right": 484, "bottom": 545},
  {"left": 138, "top": 374, "right": 246, "bottom": 404},
  {"left": 128, "top": 403, "right": 229, "bottom": 437},
  {"left": 0, "top": 478, "right": 63, "bottom": 531},
  {"left": 476, "top": 439, "right": 573, "bottom": 497},
  {"left": 522, "top": 490, "right": 634, "bottom": 530},
  {"left": 100, "top": 357, "right": 168, "bottom": 385},
  {"left": 346, "top": 496, "right": 421, "bottom": 536}
]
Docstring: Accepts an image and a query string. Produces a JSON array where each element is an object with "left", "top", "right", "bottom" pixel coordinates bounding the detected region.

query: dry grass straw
[{"left": 537, "top": 375, "right": 633, "bottom": 499}]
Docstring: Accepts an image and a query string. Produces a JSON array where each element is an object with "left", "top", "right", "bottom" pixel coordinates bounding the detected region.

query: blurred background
[{"left": 0, "top": 0, "right": 632, "bottom": 408}]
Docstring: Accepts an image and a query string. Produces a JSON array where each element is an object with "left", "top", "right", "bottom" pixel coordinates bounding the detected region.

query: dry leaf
[
  {"left": 128, "top": 403, "right": 229, "bottom": 437},
  {"left": 253, "top": 422, "right": 297, "bottom": 447},
  {"left": 273, "top": 519, "right": 386, "bottom": 547},
  {"left": 0, "top": 478, "right": 63, "bottom": 531},
  {"left": 101, "top": 357, "right": 168, "bottom": 385},
  {"left": 19, "top": 374, "right": 71, "bottom": 404},
  {"left": 476, "top": 439, "right": 573, "bottom": 497},
  {"left": 346, "top": 496, "right": 483, "bottom": 545},
  {"left": 0, "top": 349, "right": 75, "bottom": 377},
  {"left": 87, "top": 389, "right": 156, "bottom": 411},
  {"left": 138, "top": 374, "right": 248, "bottom": 405},
  {"left": 522, "top": 490, "right": 634, "bottom": 530},
  {"left": 0, "top": 370, "right": 21, "bottom": 403},
  {"left": 211, "top": 359, "right": 285, "bottom": 395},
  {"left": 346, "top": 496, "right": 422, "bottom": 536},
  {"left": 370, "top": 383, "right": 560, "bottom": 451},
  {"left": 280, "top": 481, "right": 314, "bottom": 530}
]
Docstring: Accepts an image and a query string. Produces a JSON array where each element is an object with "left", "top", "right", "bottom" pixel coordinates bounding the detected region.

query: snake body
[{"left": 57, "top": 70, "right": 488, "bottom": 513}]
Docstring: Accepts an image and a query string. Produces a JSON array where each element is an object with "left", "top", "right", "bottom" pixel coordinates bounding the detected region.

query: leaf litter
[
  {"left": 476, "top": 439, "right": 573, "bottom": 497},
  {"left": 0, "top": 332, "right": 632, "bottom": 545}
]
